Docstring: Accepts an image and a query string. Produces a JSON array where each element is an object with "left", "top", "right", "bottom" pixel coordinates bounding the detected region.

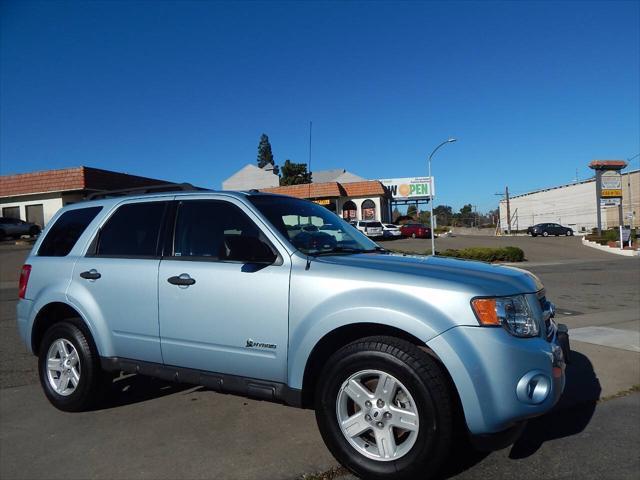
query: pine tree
[
  {"left": 257, "top": 134, "right": 275, "bottom": 168},
  {"left": 280, "top": 160, "right": 312, "bottom": 186}
]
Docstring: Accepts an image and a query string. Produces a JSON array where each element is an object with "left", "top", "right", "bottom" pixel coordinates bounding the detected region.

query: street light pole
[{"left": 428, "top": 138, "right": 457, "bottom": 255}]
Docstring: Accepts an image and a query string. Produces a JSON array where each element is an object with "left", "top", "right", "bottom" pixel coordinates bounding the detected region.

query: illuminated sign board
[
  {"left": 379, "top": 177, "right": 434, "bottom": 199},
  {"left": 313, "top": 199, "right": 331, "bottom": 206}
]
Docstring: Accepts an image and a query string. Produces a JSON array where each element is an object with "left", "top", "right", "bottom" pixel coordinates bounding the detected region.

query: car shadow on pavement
[
  {"left": 438, "top": 351, "right": 601, "bottom": 477},
  {"left": 94, "top": 373, "right": 193, "bottom": 410}
]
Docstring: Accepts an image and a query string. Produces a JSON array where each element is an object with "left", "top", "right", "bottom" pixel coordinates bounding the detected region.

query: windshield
[{"left": 248, "top": 195, "right": 380, "bottom": 255}]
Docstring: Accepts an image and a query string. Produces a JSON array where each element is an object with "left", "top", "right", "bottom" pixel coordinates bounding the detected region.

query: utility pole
[{"left": 505, "top": 186, "right": 511, "bottom": 235}]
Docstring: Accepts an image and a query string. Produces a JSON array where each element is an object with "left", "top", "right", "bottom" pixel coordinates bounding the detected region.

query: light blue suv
[{"left": 16, "top": 189, "right": 569, "bottom": 480}]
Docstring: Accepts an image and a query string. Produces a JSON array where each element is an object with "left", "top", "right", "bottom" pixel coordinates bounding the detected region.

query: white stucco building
[
  {"left": 222, "top": 164, "right": 280, "bottom": 190},
  {"left": 499, "top": 169, "right": 639, "bottom": 232},
  {"left": 260, "top": 180, "right": 392, "bottom": 222}
]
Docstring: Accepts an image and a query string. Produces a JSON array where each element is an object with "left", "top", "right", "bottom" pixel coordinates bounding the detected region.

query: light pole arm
[{"left": 428, "top": 140, "right": 453, "bottom": 163}]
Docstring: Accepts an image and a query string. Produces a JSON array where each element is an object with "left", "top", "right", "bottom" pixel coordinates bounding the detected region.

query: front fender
[{"left": 287, "top": 287, "right": 455, "bottom": 389}]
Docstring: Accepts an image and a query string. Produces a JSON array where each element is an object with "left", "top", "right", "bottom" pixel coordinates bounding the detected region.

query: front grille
[{"left": 538, "top": 294, "right": 555, "bottom": 341}]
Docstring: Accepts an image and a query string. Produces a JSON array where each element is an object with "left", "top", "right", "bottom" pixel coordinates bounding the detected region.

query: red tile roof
[
  {"left": 0, "top": 166, "right": 172, "bottom": 198},
  {"left": 342, "top": 181, "right": 387, "bottom": 197},
  {"left": 260, "top": 180, "right": 388, "bottom": 199},
  {"left": 588, "top": 160, "right": 628, "bottom": 170}
]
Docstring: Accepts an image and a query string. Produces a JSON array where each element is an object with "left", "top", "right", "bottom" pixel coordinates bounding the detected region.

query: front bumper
[{"left": 427, "top": 323, "right": 567, "bottom": 436}]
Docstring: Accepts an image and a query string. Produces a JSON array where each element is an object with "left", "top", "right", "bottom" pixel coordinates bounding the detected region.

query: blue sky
[{"left": 1, "top": 0, "right": 638, "bottom": 212}]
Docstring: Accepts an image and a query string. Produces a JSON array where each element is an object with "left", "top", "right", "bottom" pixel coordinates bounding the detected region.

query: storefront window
[
  {"left": 362, "top": 199, "right": 376, "bottom": 221},
  {"left": 342, "top": 200, "right": 357, "bottom": 220}
]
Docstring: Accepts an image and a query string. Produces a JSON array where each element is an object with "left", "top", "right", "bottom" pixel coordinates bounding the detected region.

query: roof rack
[{"left": 85, "top": 183, "right": 208, "bottom": 200}]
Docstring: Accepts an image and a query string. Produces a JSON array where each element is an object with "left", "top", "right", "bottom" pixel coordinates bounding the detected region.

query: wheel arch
[
  {"left": 31, "top": 302, "right": 98, "bottom": 356},
  {"left": 298, "top": 323, "right": 462, "bottom": 413}
]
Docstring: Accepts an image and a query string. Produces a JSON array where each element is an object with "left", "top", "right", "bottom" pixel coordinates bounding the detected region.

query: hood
[{"left": 312, "top": 253, "right": 543, "bottom": 297}]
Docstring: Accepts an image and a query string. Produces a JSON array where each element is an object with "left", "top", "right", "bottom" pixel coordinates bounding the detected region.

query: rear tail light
[{"left": 18, "top": 264, "right": 31, "bottom": 299}]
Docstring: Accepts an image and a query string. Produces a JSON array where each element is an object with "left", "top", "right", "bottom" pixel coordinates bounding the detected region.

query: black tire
[
  {"left": 29, "top": 226, "right": 40, "bottom": 237},
  {"left": 38, "top": 320, "right": 104, "bottom": 412},
  {"left": 542, "top": 231, "right": 549, "bottom": 237},
  {"left": 531, "top": 233, "right": 537, "bottom": 237},
  {"left": 0, "top": 229, "right": 5, "bottom": 240},
  {"left": 566, "top": 230, "right": 573, "bottom": 236},
  {"left": 315, "top": 336, "right": 453, "bottom": 480}
]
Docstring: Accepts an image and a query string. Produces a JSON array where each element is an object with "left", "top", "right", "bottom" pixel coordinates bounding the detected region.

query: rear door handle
[
  {"left": 167, "top": 273, "right": 196, "bottom": 286},
  {"left": 80, "top": 269, "right": 101, "bottom": 280}
]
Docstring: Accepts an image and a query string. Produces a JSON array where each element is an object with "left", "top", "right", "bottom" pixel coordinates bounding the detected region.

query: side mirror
[{"left": 225, "top": 236, "right": 277, "bottom": 264}]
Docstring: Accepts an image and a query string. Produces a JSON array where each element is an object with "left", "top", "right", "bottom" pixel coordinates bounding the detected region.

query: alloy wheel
[
  {"left": 336, "top": 369, "right": 419, "bottom": 462},
  {"left": 46, "top": 338, "right": 81, "bottom": 396}
]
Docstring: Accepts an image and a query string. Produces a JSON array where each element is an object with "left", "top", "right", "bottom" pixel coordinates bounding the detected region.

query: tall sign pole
[
  {"left": 589, "top": 160, "right": 627, "bottom": 237},
  {"left": 595, "top": 170, "right": 603, "bottom": 235}
]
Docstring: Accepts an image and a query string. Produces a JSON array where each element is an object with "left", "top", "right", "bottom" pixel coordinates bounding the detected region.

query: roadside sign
[
  {"left": 601, "top": 171, "right": 623, "bottom": 198},
  {"left": 600, "top": 198, "right": 621, "bottom": 207},
  {"left": 380, "top": 177, "right": 434, "bottom": 199},
  {"left": 621, "top": 227, "right": 632, "bottom": 242}
]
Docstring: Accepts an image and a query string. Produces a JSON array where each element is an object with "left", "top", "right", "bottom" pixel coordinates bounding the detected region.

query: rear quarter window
[
  {"left": 95, "top": 202, "right": 167, "bottom": 257},
  {"left": 38, "top": 207, "right": 103, "bottom": 257}
]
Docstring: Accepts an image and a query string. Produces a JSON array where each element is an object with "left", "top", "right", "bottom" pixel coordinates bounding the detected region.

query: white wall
[
  {"left": 337, "top": 196, "right": 384, "bottom": 222},
  {"left": 0, "top": 192, "right": 65, "bottom": 226},
  {"left": 498, "top": 171, "right": 639, "bottom": 232}
]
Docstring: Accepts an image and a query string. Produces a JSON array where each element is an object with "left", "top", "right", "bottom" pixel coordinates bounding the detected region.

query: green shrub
[
  {"left": 586, "top": 228, "right": 637, "bottom": 246},
  {"left": 438, "top": 246, "right": 525, "bottom": 262}
]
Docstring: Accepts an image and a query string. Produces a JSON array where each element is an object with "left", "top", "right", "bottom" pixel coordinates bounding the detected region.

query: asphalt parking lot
[{"left": 0, "top": 236, "right": 638, "bottom": 480}]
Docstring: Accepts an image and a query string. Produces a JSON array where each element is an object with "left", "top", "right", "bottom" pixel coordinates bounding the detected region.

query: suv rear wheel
[
  {"left": 315, "top": 336, "right": 453, "bottom": 480},
  {"left": 38, "top": 321, "right": 104, "bottom": 412}
]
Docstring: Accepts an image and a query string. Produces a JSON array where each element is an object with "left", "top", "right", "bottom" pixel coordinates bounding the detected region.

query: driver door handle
[{"left": 167, "top": 273, "right": 196, "bottom": 286}]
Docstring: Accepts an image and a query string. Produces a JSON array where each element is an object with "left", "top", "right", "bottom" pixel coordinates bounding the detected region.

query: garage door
[
  {"left": 26, "top": 204, "right": 44, "bottom": 227},
  {"left": 2, "top": 206, "right": 20, "bottom": 219}
]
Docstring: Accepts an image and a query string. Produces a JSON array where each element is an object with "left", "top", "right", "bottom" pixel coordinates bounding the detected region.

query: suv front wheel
[
  {"left": 315, "top": 336, "right": 453, "bottom": 480},
  {"left": 38, "top": 320, "right": 104, "bottom": 412}
]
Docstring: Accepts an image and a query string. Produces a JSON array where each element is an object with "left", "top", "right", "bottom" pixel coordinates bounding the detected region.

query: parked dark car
[
  {"left": 400, "top": 222, "right": 432, "bottom": 239},
  {"left": 0, "top": 217, "right": 41, "bottom": 240},
  {"left": 527, "top": 223, "right": 573, "bottom": 237}
]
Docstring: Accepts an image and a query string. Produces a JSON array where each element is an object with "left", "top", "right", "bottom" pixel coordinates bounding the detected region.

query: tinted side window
[
  {"left": 173, "top": 200, "right": 274, "bottom": 262},
  {"left": 97, "top": 202, "right": 166, "bottom": 257},
  {"left": 38, "top": 207, "right": 102, "bottom": 257}
]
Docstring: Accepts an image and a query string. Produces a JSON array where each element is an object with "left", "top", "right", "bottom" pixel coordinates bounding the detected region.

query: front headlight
[{"left": 471, "top": 295, "right": 540, "bottom": 338}]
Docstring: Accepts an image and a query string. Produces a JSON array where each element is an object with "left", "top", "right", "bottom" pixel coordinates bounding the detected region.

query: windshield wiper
[{"left": 310, "top": 246, "right": 388, "bottom": 256}]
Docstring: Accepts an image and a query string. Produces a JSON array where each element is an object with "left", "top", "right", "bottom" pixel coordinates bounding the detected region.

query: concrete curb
[{"left": 581, "top": 237, "right": 638, "bottom": 256}]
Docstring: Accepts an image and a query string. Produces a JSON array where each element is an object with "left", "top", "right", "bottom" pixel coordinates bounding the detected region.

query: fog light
[{"left": 516, "top": 371, "right": 551, "bottom": 405}]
